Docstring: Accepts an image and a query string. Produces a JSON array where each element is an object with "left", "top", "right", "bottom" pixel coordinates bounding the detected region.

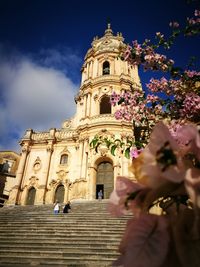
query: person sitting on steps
[{"left": 63, "top": 201, "right": 71, "bottom": 213}]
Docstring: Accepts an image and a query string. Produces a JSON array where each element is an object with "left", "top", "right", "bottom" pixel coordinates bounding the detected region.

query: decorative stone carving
[
  {"left": 101, "top": 87, "right": 110, "bottom": 94},
  {"left": 60, "top": 147, "right": 70, "bottom": 155},
  {"left": 33, "top": 157, "right": 41, "bottom": 173},
  {"left": 93, "top": 94, "right": 98, "bottom": 101},
  {"left": 62, "top": 119, "right": 72, "bottom": 129},
  {"left": 56, "top": 170, "right": 68, "bottom": 180},
  {"left": 28, "top": 176, "right": 39, "bottom": 188},
  {"left": 21, "top": 146, "right": 29, "bottom": 153},
  {"left": 98, "top": 143, "right": 109, "bottom": 156},
  {"left": 46, "top": 145, "right": 53, "bottom": 153}
]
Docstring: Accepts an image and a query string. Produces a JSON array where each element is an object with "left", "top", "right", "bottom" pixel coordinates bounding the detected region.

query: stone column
[
  {"left": 64, "top": 180, "right": 69, "bottom": 203},
  {"left": 89, "top": 61, "right": 93, "bottom": 78},
  {"left": 35, "top": 144, "right": 53, "bottom": 205},
  {"left": 86, "top": 63, "right": 89, "bottom": 79},
  {"left": 7, "top": 145, "right": 29, "bottom": 205},
  {"left": 88, "top": 166, "right": 97, "bottom": 199},
  {"left": 79, "top": 139, "right": 84, "bottom": 179},
  {"left": 111, "top": 59, "right": 114, "bottom": 75},
  {"left": 86, "top": 93, "right": 91, "bottom": 117},
  {"left": 83, "top": 95, "right": 87, "bottom": 118},
  {"left": 122, "top": 157, "right": 129, "bottom": 176},
  {"left": 81, "top": 138, "right": 89, "bottom": 179}
]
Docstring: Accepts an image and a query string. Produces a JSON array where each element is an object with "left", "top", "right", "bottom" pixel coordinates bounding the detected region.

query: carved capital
[
  {"left": 21, "top": 146, "right": 29, "bottom": 153},
  {"left": 47, "top": 146, "right": 53, "bottom": 153}
]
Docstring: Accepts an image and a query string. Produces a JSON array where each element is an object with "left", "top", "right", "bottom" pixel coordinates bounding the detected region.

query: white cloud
[{"left": 0, "top": 46, "right": 80, "bottom": 152}]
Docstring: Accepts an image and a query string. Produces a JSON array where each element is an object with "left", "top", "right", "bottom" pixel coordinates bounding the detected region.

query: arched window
[
  {"left": 100, "top": 96, "right": 111, "bottom": 114},
  {"left": 60, "top": 154, "right": 68, "bottom": 165},
  {"left": 102, "top": 61, "right": 110, "bottom": 75}
]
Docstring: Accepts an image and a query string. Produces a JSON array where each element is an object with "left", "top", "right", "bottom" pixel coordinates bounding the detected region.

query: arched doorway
[
  {"left": 26, "top": 187, "right": 36, "bottom": 205},
  {"left": 55, "top": 184, "right": 65, "bottom": 203},
  {"left": 96, "top": 161, "right": 114, "bottom": 199}
]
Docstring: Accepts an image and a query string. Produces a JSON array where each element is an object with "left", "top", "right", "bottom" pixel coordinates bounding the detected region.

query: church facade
[{"left": 7, "top": 25, "right": 142, "bottom": 205}]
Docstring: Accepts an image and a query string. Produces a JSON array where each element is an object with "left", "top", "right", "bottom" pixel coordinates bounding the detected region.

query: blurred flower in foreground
[{"left": 108, "top": 121, "right": 200, "bottom": 267}]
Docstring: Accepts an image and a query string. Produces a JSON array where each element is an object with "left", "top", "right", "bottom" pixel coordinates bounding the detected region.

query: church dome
[{"left": 84, "top": 23, "right": 126, "bottom": 60}]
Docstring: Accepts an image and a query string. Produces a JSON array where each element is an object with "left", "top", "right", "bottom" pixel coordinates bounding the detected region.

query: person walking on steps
[
  {"left": 53, "top": 200, "right": 60, "bottom": 214},
  {"left": 98, "top": 190, "right": 103, "bottom": 201}
]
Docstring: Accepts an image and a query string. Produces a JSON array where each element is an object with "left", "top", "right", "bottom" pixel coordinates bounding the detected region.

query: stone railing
[
  {"left": 55, "top": 130, "right": 78, "bottom": 140},
  {"left": 31, "top": 132, "right": 50, "bottom": 141},
  {"left": 79, "top": 114, "right": 132, "bottom": 126},
  {"left": 30, "top": 130, "right": 78, "bottom": 142}
]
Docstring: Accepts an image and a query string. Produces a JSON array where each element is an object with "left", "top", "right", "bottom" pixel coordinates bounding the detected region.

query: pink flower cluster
[
  {"left": 169, "top": 21, "right": 180, "bottom": 28},
  {"left": 146, "top": 77, "right": 182, "bottom": 95},
  {"left": 181, "top": 92, "right": 200, "bottom": 120},
  {"left": 124, "top": 41, "right": 174, "bottom": 72},
  {"left": 145, "top": 71, "right": 200, "bottom": 122},
  {"left": 111, "top": 91, "right": 163, "bottom": 125},
  {"left": 184, "top": 70, "right": 200, "bottom": 78},
  {"left": 108, "top": 122, "right": 200, "bottom": 267},
  {"left": 195, "top": 9, "right": 200, "bottom": 17},
  {"left": 130, "top": 148, "right": 143, "bottom": 159}
]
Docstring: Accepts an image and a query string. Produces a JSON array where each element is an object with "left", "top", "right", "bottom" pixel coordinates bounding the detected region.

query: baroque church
[{"left": 7, "top": 24, "right": 142, "bottom": 205}]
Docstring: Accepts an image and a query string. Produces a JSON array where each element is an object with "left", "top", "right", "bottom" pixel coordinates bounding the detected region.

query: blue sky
[{"left": 0, "top": 0, "right": 199, "bottom": 152}]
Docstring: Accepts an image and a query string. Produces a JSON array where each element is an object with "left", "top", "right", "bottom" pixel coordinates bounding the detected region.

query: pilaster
[{"left": 7, "top": 143, "right": 30, "bottom": 205}]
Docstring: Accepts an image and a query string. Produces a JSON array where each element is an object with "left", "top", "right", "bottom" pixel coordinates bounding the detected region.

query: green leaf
[
  {"left": 124, "top": 147, "right": 130, "bottom": 159},
  {"left": 95, "top": 142, "right": 101, "bottom": 153},
  {"left": 111, "top": 145, "right": 117, "bottom": 156},
  {"left": 127, "top": 140, "right": 133, "bottom": 147},
  {"left": 89, "top": 137, "right": 99, "bottom": 148},
  {"left": 114, "top": 139, "right": 122, "bottom": 146}
]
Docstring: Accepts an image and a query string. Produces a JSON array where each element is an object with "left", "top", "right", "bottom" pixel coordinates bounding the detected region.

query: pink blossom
[
  {"left": 184, "top": 70, "right": 200, "bottom": 78},
  {"left": 176, "top": 124, "right": 200, "bottom": 160},
  {"left": 110, "top": 92, "right": 121, "bottom": 106},
  {"left": 181, "top": 93, "right": 200, "bottom": 121},
  {"left": 130, "top": 148, "right": 143, "bottom": 159},
  {"left": 141, "top": 122, "right": 185, "bottom": 187},
  {"left": 169, "top": 21, "right": 179, "bottom": 28},
  {"left": 113, "top": 214, "right": 169, "bottom": 267},
  {"left": 108, "top": 176, "right": 144, "bottom": 217},
  {"left": 156, "top": 32, "right": 164, "bottom": 38},
  {"left": 185, "top": 168, "right": 200, "bottom": 207},
  {"left": 194, "top": 9, "right": 200, "bottom": 17}
]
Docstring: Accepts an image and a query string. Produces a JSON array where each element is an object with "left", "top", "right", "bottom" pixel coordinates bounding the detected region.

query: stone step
[
  {"left": 0, "top": 249, "right": 119, "bottom": 258},
  {"left": 0, "top": 239, "right": 120, "bottom": 245},
  {"left": 0, "top": 227, "right": 125, "bottom": 232},
  {"left": 0, "top": 255, "right": 115, "bottom": 266},
  {"left": 0, "top": 228, "right": 124, "bottom": 234},
  {"left": 0, "top": 246, "right": 119, "bottom": 253},
  {"left": 0, "top": 201, "right": 130, "bottom": 267},
  {"left": 0, "top": 245, "right": 118, "bottom": 251},
  {"left": 0, "top": 257, "right": 113, "bottom": 267},
  {"left": 0, "top": 233, "right": 123, "bottom": 238}
]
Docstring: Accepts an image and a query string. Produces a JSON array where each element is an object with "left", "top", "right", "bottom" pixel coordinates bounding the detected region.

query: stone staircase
[{"left": 0, "top": 200, "right": 131, "bottom": 267}]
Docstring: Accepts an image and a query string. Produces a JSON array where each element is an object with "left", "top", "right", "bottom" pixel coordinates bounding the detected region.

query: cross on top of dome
[{"left": 104, "top": 22, "right": 113, "bottom": 36}]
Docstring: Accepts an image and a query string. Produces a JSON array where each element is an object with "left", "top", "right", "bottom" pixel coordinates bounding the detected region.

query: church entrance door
[
  {"left": 26, "top": 187, "right": 36, "bottom": 205},
  {"left": 96, "top": 162, "right": 113, "bottom": 199},
  {"left": 55, "top": 185, "right": 65, "bottom": 203}
]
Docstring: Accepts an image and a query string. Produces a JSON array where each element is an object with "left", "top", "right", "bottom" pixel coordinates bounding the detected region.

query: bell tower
[{"left": 74, "top": 23, "right": 142, "bottom": 124}]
